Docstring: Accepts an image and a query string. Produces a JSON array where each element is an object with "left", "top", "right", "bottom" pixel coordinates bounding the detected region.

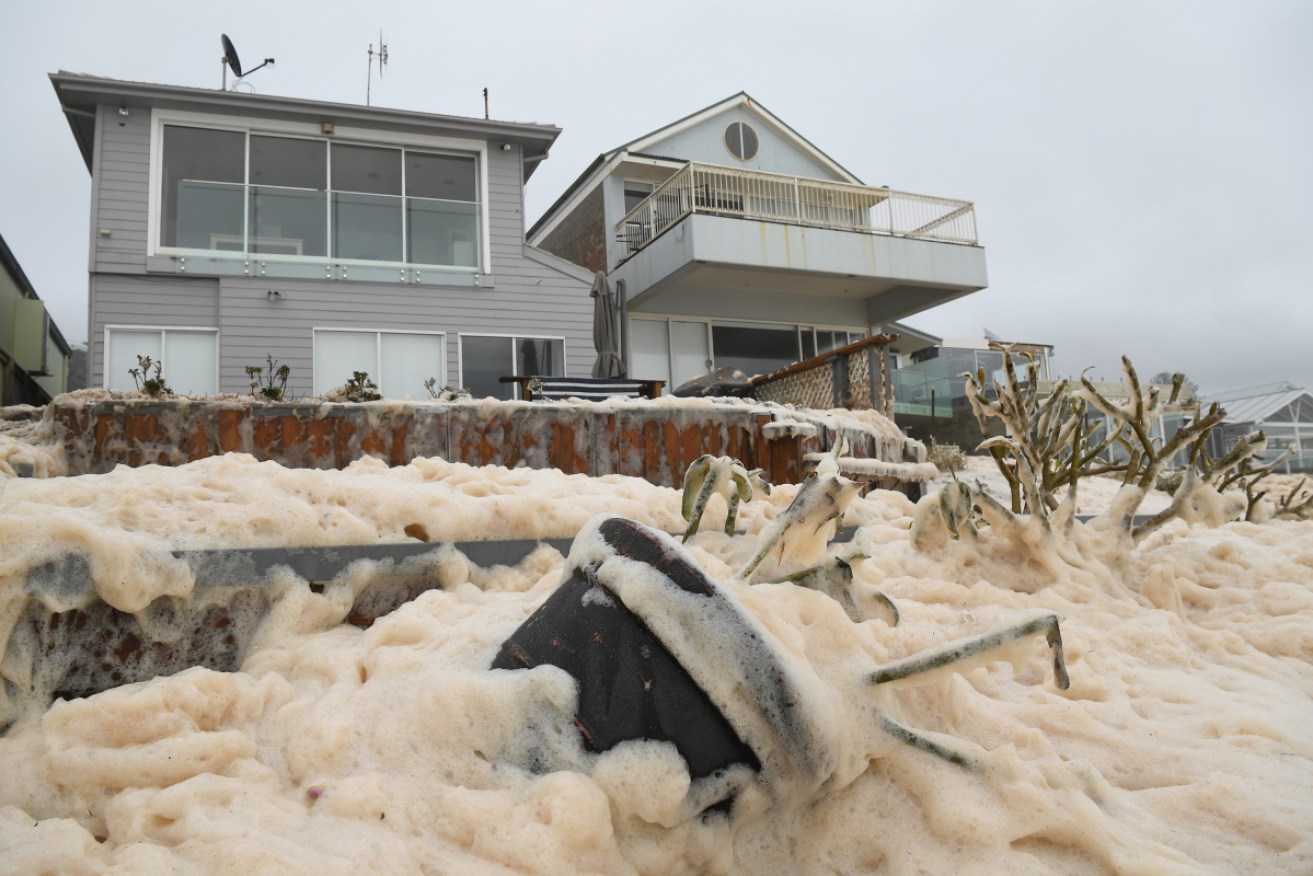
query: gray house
[
  {"left": 528, "top": 93, "right": 988, "bottom": 391},
  {"left": 51, "top": 72, "right": 594, "bottom": 400}
]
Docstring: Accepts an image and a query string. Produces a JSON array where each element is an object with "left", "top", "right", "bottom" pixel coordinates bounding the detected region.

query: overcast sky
[{"left": 3, "top": 0, "right": 1309, "bottom": 397}]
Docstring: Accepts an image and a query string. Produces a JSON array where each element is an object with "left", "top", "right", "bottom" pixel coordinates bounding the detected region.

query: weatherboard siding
[
  {"left": 84, "top": 120, "right": 593, "bottom": 394},
  {"left": 213, "top": 268, "right": 592, "bottom": 398},
  {"left": 90, "top": 104, "right": 151, "bottom": 274},
  {"left": 90, "top": 275, "right": 220, "bottom": 387}
]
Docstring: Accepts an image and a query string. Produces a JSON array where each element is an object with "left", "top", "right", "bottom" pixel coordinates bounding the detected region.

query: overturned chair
[{"left": 492, "top": 514, "right": 1071, "bottom": 821}]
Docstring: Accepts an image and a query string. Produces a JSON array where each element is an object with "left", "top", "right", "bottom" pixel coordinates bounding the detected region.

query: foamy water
[{"left": 1, "top": 450, "right": 1311, "bottom": 873}]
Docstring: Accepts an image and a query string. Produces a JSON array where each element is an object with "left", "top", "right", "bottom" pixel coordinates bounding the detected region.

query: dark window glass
[
  {"left": 817, "top": 330, "right": 849, "bottom": 354},
  {"left": 333, "top": 193, "right": 403, "bottom": 261},
  {"left": 712, "top": 323, "right": 798, "bottom": 377},
  {"left": 462, "top": 336, "right": 563, "bottom": 400},
  {"left": 724, "top": 122, "right": 759, "bottom": 161},
  {"left": 406, "top": 153, "right": 476, "bottom": 201},
  {"left": 800, "top": 330, "right": 816, "bottom": 361},
  {"left": 250, "top": 185, "right": 327, "bottom": 256},
  {"left": 517, "top": 338, "right": 562, "bottom": 377},
  {"left": 408, "top": 200, "right": 479, "bottom": 266},
  {"left": 462, "top": 336, "right": 513, "bottom": 400},
  {"left": 163, "top": 125, "right": 245, "bottom": 184},
  {"left": 624, "top": 182, "right": 655, "bottom": 214},
  {"left": 249, "top": 136, "right": 327, "bottom": 256},
  {"left": 250, "top": 136, "right": 325, "bottom": 189},
  {"left": 160, "top": 128, "right": 481, "bottom": 267},
  {"left": 160, "top": 126, "right": 245, "bottom": 249},
  {"left": 332, "top": 144, "right": 401, "bottom": 195}
]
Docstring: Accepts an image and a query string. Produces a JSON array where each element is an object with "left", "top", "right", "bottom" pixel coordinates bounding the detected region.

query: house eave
[
  {"left": 531, "top": 91, "right": 867, "bottom": 245},
  {"left": 50, "top": 71, "right": 562, "bottom": 177},
  {"left": 528, "top": 152, "right": 688, "bottom": 245}
]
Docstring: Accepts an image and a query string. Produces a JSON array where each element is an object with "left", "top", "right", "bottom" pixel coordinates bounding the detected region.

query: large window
[
  {"left": 313, "top": 329, "right": 444, "bottom": 399},
  {"left": 105, "top": 327, "right": 217, "bottom": 395},
  {"left": 711, "top": 322, "right": 799, "bottom": 377},
  {"left": 460, "top": 335, "right": 565, "bottom": 400},
  {"left": 632, "top": 318, "right": 866, "bottom": 392},
  {"left": 159, "top": 124, "right": 480, "bottom": 269},
  {"left": 800, "top": 328, "right": 866, "bottom": 360}
]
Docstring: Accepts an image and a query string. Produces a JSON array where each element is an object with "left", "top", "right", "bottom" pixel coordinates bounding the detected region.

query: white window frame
[
  {"left": 457, "top": 332, "right": 568, "bottom": 389},
  {"left": 312, "top": 327, "right": 446, "bottom": 398},
  {"left": 622, "top": 179, "right": 657, "bottom": 214},
  {"left": 630, "top": 314, "right": 867, "bottom": 383},
  {"left": 103, "top": 325, "right": 220, "bottom": 393},
  {"left": 149, "top": 109, "right": 491, "bottom": 273},
  {"left": 723, "top": 121, "right": 760, "bottom": 161},
  {"left": 803, "top": 326, "right": 867, "bottom": 359}
]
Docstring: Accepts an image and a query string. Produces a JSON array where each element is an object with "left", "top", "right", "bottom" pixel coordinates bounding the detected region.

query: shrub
[
  {"left": 246, "top": 355, "right": 291, "bottom": 401},
  {"left": 128, "top": 355, "right": 172, "bottom": 398},
  {"left": 424, "top": 377, "right": 471, "bottom": 400},
  {"left": 928, "top": 441, "right": 966, "bottom": 474},
  {"left": 343, "top": 371, "right": 381, "bottom": 402}
]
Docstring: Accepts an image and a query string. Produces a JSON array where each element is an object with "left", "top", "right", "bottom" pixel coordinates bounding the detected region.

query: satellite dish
[
  {"left": 220, "top": 34, "right": 274, "bottom": 90},
  {"left": 221, "top": 34, "right": 243, "bottom": 78}
]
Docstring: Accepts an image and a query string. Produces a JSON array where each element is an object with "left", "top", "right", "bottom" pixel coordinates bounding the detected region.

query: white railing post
[{"left": 613, "top": 163, "right": 977, "bottom": 258}]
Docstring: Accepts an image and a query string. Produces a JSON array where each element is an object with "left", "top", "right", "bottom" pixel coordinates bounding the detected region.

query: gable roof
[
  {"left": 1208, "top": 383, "right": 1313, "bottom": 424},
  {"left": 610, "top": 92, "right": 864, "bottom": 184},
  {"left": 528, "top": 91, "right": 862, "bottom": 242}
]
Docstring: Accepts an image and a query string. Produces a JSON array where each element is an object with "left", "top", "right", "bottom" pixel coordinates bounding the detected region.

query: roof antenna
[
  {"left": 367, "top": 31, "right": 388, "bottom": 106},
  {"left": 483, "top": 87, "right": 489, "bottom": 119},
  {"left": 221, "top": 34, "right": 274, "bottom": 91}
]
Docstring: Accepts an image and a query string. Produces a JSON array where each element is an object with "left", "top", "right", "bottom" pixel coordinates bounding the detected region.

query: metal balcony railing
[{"left": 615, "top": 162, "right": 978, "bottom": 260}]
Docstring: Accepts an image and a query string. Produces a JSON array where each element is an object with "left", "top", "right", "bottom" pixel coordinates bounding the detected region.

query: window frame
[
  {"left": 311, "top": 327, "right": 447, "bottom": 399},
  {"left": 149, "top": 109, "right": 490, "bottom": 273},
  {"left": 457, "top": 332, "right": 568, "bottom": 399},
  {"left": 103, "top": 325, "right": 219, "bottom": 394},
  {"left": 630, "top": 315, "right": 866, "bottom": 392},
  {"left": 622, "top": 179, "right": 657, "bottom": 215}
]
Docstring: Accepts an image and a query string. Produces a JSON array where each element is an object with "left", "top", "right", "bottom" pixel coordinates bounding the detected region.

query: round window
[{"left": 724, "top": 122, "right": 759, "bottom": 161}]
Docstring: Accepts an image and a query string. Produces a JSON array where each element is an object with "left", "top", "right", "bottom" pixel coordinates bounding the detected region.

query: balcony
[
  {"left": 610, "top": 163, "right": 987, "bottom": 326},
  {"left": 617, "top": 162, "right": 977, "bottom": 258}
]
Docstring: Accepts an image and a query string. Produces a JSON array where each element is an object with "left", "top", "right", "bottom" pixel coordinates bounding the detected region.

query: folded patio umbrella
[{"left": 590, "top": 271, "right": 625, "bottom": 378}]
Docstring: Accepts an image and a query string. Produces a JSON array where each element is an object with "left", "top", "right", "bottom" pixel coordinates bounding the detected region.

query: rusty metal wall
[{"left": 52, "top": 400, "right": 836, "bottom": 488}]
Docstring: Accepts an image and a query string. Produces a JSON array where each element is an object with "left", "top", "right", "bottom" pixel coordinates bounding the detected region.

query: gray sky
[{"left": 3, "top": 0, "right": 1310, "bottom": 397}]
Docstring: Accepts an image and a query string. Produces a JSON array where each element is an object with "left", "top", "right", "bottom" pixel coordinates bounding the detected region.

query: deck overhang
[{"left": 612, "top": 213, "right": 987, "bottom": 326}]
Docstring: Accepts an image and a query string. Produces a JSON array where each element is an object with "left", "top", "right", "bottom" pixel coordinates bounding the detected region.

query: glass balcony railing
[{"left": 169, "top": 180, "right": 480, "bottom": 269}]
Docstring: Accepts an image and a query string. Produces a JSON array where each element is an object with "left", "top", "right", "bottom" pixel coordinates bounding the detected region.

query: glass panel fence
[
  {"left": 250, "top": 187, "right": 327, "bottom": 257},
  {"left": 407, "top": 200, "right": 479, "bottom": 267}
]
